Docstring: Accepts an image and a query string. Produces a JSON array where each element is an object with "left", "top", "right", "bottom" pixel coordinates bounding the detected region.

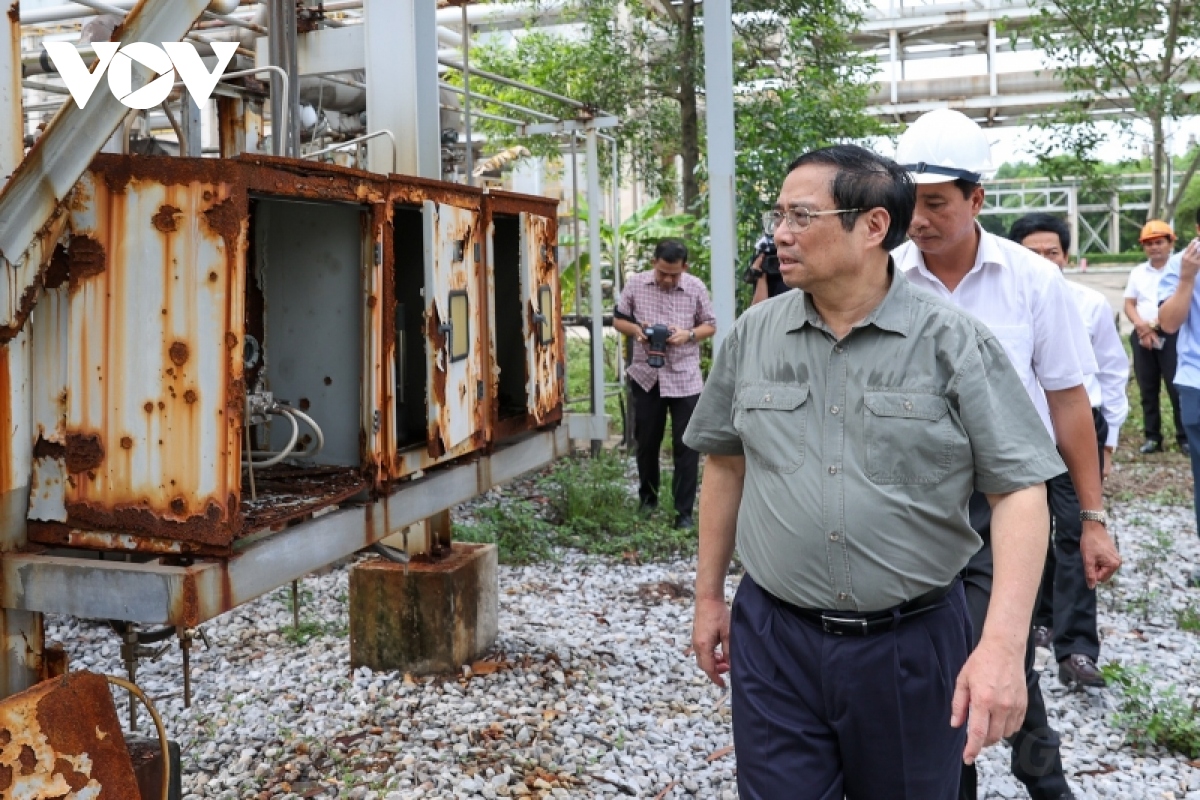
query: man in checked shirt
[{"left": 613, "top": 239, "right": 717, "bottom": 529}]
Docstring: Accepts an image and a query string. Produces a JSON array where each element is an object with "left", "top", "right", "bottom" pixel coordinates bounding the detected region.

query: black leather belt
[{"left": 781, "top": 580, "right": 958, "bottom": 637}]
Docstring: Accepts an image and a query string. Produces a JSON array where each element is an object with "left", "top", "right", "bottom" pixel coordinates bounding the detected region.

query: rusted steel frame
[
  {"left": 2, "top": 427, "right": 569, "bottom": 627},
  {"left": 0, "top": 0, "right": 216, "bottom": 337}
]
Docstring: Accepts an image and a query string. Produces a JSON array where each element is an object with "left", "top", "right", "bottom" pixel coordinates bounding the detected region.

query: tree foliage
[
  {"left": 460, "top": 0, "right": 881, "bottom": 276},
  {"left": 1024, "top": 0, "right": 1200, "bottom": 221}
]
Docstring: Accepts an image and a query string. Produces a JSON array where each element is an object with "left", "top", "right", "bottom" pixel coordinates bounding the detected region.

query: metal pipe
[
  {"left": 303, "top": 129, "right": 398, "bottom": 173},
  {"left": 438, "top": 82, "right": 556, "bottom": 121},
  {"left": 570, "top": 132, "right": 583, "bottom": 316},
  {"left": 704, "top": 0, "right": 737, "bottom": 348},
  {"left": 611, "top": 137, "right": 624, "bottom": 386},
  {"left": 462, "top": 1, "right": 473, "bottom": 186},
  {"left": 440, "top": 106, "right": 522, "bottom": 127},
  {"left": 440, "top": 58, "right": 611, "bottom": 114},
  {"left": 586, "top": 125, "right": 606, "bottom": 455}
]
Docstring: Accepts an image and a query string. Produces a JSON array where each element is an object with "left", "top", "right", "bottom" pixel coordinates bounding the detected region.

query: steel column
[
  {"left": 1067, "top": 186, "right": 1080, "bottom": 258},
  {"left": 586, "top": 125, "right": 606, "bottom": 454},
  {"left": 179, "top": 93, "right": 202, "bottom": 157},
  {"left": 987, "top": 21, "right": 998, "bottom": 97},
  {"left": 1, "top": 5, "right": 40, "bottom": 700},
  {"left": 1110, "top": 192, "right": 1121, "bottom": 254},
  {"left": 703, "top": 0, "right": 737, "bottom": 348},
  {"left": 461, "top": 1, "right": 473, "bottom": 185},
  {"left": 365, "top": 0, "right": 441, "bottom": 177},
  {"left": 889, "top": 30, "right": 899, "bottom": 104}
]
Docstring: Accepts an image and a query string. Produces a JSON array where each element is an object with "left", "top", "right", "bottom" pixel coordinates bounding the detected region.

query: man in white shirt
[
  {"left": 1124, "top": 220, "right": 1187, "bottom": 454},
  {"left": 1009, "top": 212, "right": 1128, "bottom": 679},
  {"left": 893, "top": 109, "right": 1121, "bottom": 800}
]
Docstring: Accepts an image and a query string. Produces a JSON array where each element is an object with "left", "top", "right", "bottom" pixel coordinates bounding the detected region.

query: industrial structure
[{"left": 0, "top": 3, "right": 657, "bottom": 792}]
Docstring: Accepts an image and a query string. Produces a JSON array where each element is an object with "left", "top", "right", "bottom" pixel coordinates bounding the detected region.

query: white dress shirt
[
  {"left": 1066, "top": 280, "right": 1129, "bottom": 449},
  {"left": 894, "top": 227, "right": 1097, "bottom": 441},
  {"left": 1124, "top": 261, "right": 1171, "bottom": 325}
]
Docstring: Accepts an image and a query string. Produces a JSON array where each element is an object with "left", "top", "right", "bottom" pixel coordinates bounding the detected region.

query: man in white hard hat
[{"left": 892, "top": 108, "right": 1122, "bottom": 800}]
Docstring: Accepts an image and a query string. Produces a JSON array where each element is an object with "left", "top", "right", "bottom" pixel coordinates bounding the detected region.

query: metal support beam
[
  {"left": 366, "top": 0, "right": 440, "bottom": 177},
  {"left": 987, "top": 21, "right": 998, "bottom": 98},
  {"left": 1067, "top": 186, "right": 1080, "bottom": 258},
  {"left": 2, "top": 428, "right": 570, "bottom": 627},
  {"left": 461, "top": 1, "right": 473, "bottom": 185},
  {"left": 267, "top": 0, "right": 298, "bottom": 157},
  {"left": 703, "top": 0, "right": 736, "bottom": 348},
  {"left": 0, "top": 610, "right": 43, "bottom": 697},
  {"left": 179, "top": 93, "right": 202, "bottom": 157},
  {"left": 586, "top": 125, "right": 607, "bottom": 454},
  {"left": 1110, "top": 192, "right": 1121, "bottom": 254},
  {"left": 889, "top": 29, "right": 899, "bottom": 105}
]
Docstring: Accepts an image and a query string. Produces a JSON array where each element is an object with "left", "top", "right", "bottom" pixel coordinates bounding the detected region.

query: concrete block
[{"left": 349, "top": 542, "right": 498, "bottom": 674}]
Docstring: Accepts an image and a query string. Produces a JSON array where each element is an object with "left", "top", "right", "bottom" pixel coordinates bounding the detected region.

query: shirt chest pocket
[
  {"left": 734, "top": 383, "right": 809, "bottom": 473},
  {"left": 986, "top": 325, "right": 1034, "bottom": 376},
  {"left": 864, "top": 391, "right": 953, "bottom": 484}
]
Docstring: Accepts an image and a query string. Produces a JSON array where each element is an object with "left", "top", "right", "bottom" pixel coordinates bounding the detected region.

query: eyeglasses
[{"left": 762, "top": 207, "right": 864, "bottom": 235}]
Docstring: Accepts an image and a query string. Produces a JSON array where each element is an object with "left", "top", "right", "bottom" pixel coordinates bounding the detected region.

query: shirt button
[
  {"left": 838, "top": 592, "right": 851, "bottom": 601},
  {"left": 764, "top": 393, "right": 772, "bottom": 402},
  {"left": 829, "top": 532, "right": 840, "bottom": 542},
  {"left": 828, "top": 465, "right": 838, "bottom": 474},
  {"left": 903, "top": 400, "right": 913, "bottom": 411},
  {"left": 830, "top": 406, "right": 840, "bottom": 415},
  {"left": 834, "top": 345, "right": 844, "bottom": 354}
]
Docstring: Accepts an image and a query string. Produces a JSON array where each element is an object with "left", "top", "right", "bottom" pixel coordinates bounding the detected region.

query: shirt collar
[
  {"left": 900, "top": 222, "right": 1003, "bottom": 285},
  {"left": 785, "top": 258, "right": 910, "bottom": 336}
]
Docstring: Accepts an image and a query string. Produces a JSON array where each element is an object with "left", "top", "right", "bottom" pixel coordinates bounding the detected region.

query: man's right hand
[{"left": 692, "top": 596, "right": 732, "bottom": 687}]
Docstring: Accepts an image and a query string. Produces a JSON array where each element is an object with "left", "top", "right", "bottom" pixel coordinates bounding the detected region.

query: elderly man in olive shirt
[{"left": 684, "top": 145, "right": 1063, "bottom": 800}]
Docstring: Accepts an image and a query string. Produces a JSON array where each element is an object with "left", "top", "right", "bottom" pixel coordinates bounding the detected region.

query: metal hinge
[
  {"left": 477, "top": 380, "right": 484, "bottom": 400},
  {"left": 474, "top": 242, "right": 481, "bottom": 263}
]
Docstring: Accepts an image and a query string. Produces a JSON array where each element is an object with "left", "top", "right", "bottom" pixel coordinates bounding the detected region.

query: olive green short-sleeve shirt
[{"left": 683, "top": 267, "right": 1064, "bottom": 613}]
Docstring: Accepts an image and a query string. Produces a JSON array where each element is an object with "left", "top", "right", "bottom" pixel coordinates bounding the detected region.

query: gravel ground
[{"left": 44, "top": 498, "right": 1200, "bottom": 799}]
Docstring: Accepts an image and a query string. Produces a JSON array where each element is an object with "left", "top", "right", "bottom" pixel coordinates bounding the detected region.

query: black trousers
[
  {"left": 732, "top": 573, "right": 970, "bottom": 800},
  {"left": 630, "top": 380, "right": 699, "bottom": 519},
  {"left": 959, "top": 492, "right": 1070, "bottom": 800},
  {"left": 1131, "top": 331, "right": 1185, "bottom": 444},
  {"left": 1033, "top": 410, "right": 1107, "bottom": 662}
]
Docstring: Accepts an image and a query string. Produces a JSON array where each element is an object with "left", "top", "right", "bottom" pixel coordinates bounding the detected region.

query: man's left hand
[
  {"left": 667, "top": 327, "right": 692, "bottom": 346},
  {"left": 1081, "top": 522, "right": 1121, "bottom": 588},
  {"left": 951, "top": 639, "right": 1027, "bottom": 764}
]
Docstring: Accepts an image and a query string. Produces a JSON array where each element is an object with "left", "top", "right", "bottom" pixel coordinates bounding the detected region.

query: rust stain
[
  {"left": 0, "top": 672, "right": 138, "bottom": 798},
  {"left": 66, "top": 234, "right": 106, "bottom": 290},
  {"left": 32, "top": 436, "right": 65, "bottom": 460},
  {"left": 151, "top": 204, "right": 181, "bottom": 233},
  {"left": 64, "top": 432, "right": 104, "bottom": 474},
  {"left": 143, "top": 402, "right": 154, "bottom": 413},
  {"left": 63, "top": 499, "right": 232, "bottom": 547},
  {"left": 184, "top": 389, "right": 198, "bottom": 404},
  {"left": 120, "top": 436, "right": 132, "bottom": 450},
  {"left": 169, "top": 341, "right": 190, "bottom": 366}
]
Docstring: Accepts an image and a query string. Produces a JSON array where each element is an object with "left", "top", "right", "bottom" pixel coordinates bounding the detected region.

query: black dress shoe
[
  {"left": 674, "top": 514, "right": 694, "bottom": 530},
  {"left": 1058, "top": 654, "right": 1107, "bottom": 687},
  {"left": 1139, "top": 439, "right": 1162, "bottom": 454},
  {"left": 1033, "top": 625, "right": 1053, "bottom": 650}
]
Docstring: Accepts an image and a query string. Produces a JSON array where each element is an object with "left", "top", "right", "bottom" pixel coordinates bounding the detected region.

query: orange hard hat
[{"left": 1139, "top": 219, "right": 1176, "bottom": 243}]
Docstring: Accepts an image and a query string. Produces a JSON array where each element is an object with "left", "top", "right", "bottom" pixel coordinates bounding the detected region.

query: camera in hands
[{"left": 643, "top": 324, "right": 671, "bottom": 368}]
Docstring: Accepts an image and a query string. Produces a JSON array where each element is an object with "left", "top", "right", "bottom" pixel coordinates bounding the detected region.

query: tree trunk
[
  {"left": 678, "top": 0, "right": 701, "bottom": 213},
  {"left": 1150, "top": 114, "right": 1166, "bottom": 222}
]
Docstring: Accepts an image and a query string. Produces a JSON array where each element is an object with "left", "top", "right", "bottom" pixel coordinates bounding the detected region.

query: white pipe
[
  {"left": 280, "top": 405, "right": 325, "bottom": 458},
  {"left": 246, "top": 407, "right": 299, "bottom": 468},
  {"left": 435, "top": 1, "right": 566, "bottom": 28},
  {"left": 303, "top": 129, "right": 397, "bottom": 173},
  {"left": 21, "top": 0, "right": 243, "bottom": 24}
]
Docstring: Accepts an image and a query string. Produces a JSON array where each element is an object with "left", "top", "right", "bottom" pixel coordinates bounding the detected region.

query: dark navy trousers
[{"left": 730, "top": 573, "right": 972, "bottom": 800}]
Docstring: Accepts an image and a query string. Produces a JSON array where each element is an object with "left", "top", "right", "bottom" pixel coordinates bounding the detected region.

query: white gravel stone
[{"left": 40, "top": 497, "right": 1200, "bottom": 798}]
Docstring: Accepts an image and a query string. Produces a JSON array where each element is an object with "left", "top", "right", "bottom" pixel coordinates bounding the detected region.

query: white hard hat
[{"left": 895, "top": 109, "right": 995, "bottom": 184}]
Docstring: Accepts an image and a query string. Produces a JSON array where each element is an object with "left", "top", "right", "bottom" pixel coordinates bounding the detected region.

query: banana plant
[{"left": 559, "top": 199, "right": 698, "bottom": 313}]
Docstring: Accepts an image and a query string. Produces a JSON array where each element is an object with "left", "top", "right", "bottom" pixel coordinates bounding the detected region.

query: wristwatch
[
  {"left": 688, "top": 329, "right": 696, "bottom": 342},
  {"left": 1079, "top": 510, "right": 1108, "bottom": 526}
]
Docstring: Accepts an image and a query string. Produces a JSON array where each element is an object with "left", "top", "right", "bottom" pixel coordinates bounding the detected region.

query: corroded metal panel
[
  {"left": 424, "top": 201, "right": 483, "bottom": 455},
  {"left": 522, "top": 212, "right": 563, "bottom": 425},
  {"left": 60, "top": 170, "right": 245, "bottom": 548},
  {"left": 0, "top": 671, "right": 138, "bottom": 798}
]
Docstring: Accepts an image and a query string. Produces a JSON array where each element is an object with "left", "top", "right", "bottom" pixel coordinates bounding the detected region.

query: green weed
[
  {"left": 1102, "top": 662, "right": 1200, "bottom": 757},
  {"left": 453, "top": 500, "right": 557, "bottom": 565}
]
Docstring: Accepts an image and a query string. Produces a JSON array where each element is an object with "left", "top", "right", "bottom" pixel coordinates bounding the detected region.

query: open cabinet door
[
  {"left": 423, "top": 200, "right": 482, "bottom": 454},
  {"left": 520, "top": 212, "right": 563, "bottom": 424}
]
